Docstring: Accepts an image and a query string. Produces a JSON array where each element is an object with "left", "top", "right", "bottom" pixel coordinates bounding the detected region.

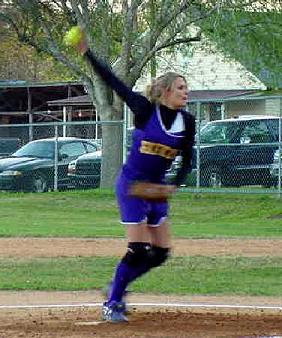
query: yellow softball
[{"left": 64, "top": 26, "right": 83, "bottom": 47}]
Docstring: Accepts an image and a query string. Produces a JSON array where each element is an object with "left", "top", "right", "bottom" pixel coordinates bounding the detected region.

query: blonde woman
[{"left": 74, "top": 31, "right": 195, "bottom": 322}]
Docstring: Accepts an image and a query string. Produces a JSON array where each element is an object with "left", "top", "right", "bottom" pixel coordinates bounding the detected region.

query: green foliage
[
  {"left": 0, "top": 29, "right": 74, "bottom": 81},
  {"left": 200, "top": 10, "right": 282, "bottom": 88},
  {"left": 0, "top": 1, "right": 79, "bottom": 80},
  {"left": 1, "top": 1, "right": 281, "bottom": 86},
  {"left": 87, "top": 2, "right": 122, "bottom": 60}
]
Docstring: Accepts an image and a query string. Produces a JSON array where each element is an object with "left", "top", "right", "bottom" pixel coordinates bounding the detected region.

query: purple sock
[{"left": 108, "top": 261, "right": 150, "bottom": 303}]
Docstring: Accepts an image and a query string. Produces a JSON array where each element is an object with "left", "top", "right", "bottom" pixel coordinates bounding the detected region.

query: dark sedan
[
  {"left": 0, "top": 138, "right": 21, "bottom": 158},
  {"left": 67, "top": 129, "right": 133, "bottom": 189},
  {"left": 68, "top": 150, "right": 101, "bottom": 188},
  {"left": 0, "top": 137, "right": 99, "bottom": 192}
]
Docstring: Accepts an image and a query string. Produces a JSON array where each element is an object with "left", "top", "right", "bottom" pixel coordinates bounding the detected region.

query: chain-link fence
[
  {"left": 0, "top": 120, "right": 123, "bottom": 193},
  {"left": 183, "top": 95, "right": 282, "bottom": 196},
  {"left": 0, "top": 96, "right": 281, "bottom": 196}
]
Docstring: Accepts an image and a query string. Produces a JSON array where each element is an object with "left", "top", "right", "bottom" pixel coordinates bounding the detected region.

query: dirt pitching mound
[{"left": 1, "top": 306, "right": 282, "bottom": 338}]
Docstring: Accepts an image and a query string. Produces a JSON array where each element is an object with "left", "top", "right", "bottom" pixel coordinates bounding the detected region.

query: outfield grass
[
  {"left": 0, "top": 256, "right": 281, "bottom": 296},
  {"left": 0, "top": 189, "right": 281, "bottom": 238}
]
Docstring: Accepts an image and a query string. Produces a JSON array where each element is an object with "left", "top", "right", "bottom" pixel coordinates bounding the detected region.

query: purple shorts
[{"left": 115, "top": 171, "right": 169, "bottom": 227}]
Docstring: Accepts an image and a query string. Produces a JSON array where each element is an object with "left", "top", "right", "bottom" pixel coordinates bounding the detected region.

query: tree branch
[
  {"left": 69, "top": 0, "right": 90, "bottom": 29},
  {"left": 154, "top": 34, "right": 201, "bottom": 53}
]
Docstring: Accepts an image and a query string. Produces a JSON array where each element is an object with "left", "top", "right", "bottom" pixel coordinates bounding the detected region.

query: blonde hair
[{"left": 144, "top": 72, "right": 186, "bottom": 104}]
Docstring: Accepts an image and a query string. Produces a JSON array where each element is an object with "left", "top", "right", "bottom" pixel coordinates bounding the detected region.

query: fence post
[
  {"left": 63, "top": 107, "right": 67, "bottom": 137},
  {"left": 196, "top": 102, "right": 201, "bottom": 190},
  {"left": 122, "top": 104, "right": 128, "bottom": 164},
  {"left": 27, "top": 88, "right": 33, "bottom": 141},
  {"left": 278, "top": 103, "right": 282, "bottom": 198},
  {"left": 54, "top": 125, "right": 58, "bottom": 191}
]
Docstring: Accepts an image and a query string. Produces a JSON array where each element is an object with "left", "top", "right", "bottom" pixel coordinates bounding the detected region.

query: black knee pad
[
  {"left": 121, "top": 242, "right": 151, "bottom": 267},
  {"left": 149, "top": 246, "right": 170, "bottom": 268}
]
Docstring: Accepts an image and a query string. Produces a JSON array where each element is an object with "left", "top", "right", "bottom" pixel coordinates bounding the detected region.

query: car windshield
[
  {"left": 267, "top": 119, "right": 280, "bottom": 141},
  {"left": 13, "top": 141, "right": 54, "bottom": 158},
  {"left": 200, "top": 122, "right": 239, "bottom": 144}
]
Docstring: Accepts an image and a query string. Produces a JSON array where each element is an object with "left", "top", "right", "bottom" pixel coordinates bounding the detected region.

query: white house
[{"left": 134, "top": 42, "right": 282, "bottom": 122}]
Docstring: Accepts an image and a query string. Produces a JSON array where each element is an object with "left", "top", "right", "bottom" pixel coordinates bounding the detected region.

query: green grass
[
  {"left": 0, "top": 189, "right": 281, "bottom": 238},
  {"left": 0, "top": 256, "right": 281, "bottom": 296}
]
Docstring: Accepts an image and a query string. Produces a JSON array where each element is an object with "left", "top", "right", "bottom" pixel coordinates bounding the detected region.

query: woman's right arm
[
  {"left": 83, "top": 50, "right": 152, "bottom": 122},
  {"left": 73, "top": 31, "right": 152, "bottom": 127}
]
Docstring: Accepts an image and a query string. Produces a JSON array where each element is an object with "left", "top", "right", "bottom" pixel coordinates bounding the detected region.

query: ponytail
[{"left": 143, "top": 72, "right": 186, "bottom": 104}]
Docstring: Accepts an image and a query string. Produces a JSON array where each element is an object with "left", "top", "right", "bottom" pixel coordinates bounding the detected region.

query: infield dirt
[{"left": 0, "top": 237, "right": 281, "bottom": 338}]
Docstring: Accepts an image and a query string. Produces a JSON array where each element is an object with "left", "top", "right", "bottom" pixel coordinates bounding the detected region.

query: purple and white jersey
[
  {"left": 85, "top": 50, "right": 196, "bottom": 187},
  {"left": 123, "top": 106, "right": 185, "bottom": 183}
]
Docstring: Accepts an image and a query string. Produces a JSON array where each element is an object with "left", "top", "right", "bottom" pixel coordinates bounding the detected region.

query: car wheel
[
  {"left": 31, "top": 173, "right": 48, "bottom": 193},
  {"left": 201, "top": 166, "right": 223, "bottom": 188},
  {"left": 262, "top": 175, "right": 277, "bottom": 188}
]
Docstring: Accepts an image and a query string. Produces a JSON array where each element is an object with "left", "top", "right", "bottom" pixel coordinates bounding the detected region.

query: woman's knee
[
  {"left": 149, "top": 246, "right": 170, "bottom": 268},
  {"left": 121, "top": 242, "right": 170, "bottom": 269},
  {"left": 121, "top": 242, "right": 151, "bottom": 267}
]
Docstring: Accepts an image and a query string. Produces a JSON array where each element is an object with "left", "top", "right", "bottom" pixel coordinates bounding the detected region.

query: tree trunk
[{"left": 100, "top": 121, "right": 123, "bottom": 188}]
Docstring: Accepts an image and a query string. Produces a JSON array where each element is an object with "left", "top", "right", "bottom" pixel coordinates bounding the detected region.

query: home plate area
[{"left": 0, "top": 303, "right": 282, "bottom": 338}]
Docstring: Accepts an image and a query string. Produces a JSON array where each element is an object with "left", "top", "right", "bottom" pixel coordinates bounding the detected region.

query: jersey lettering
[{"left": 139, "top": 140, "right": 178, "bottom": 159}]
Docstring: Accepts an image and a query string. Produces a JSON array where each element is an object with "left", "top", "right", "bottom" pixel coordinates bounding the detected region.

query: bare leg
[
  {"left": 147, "top": 218, "right": 171, "bottom": 248},
  {"left": 126, "top": 222, "right": 150, "bottom": 243}
]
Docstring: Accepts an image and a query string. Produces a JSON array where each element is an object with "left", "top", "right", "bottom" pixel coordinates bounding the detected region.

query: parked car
[
  {"left": 0, "top": 138, "right": 21, "bottom": 158},
  {"left": 186, "top": 115, "right": 280, "bottom": 187},
  {"left": 0, "top": 137, "right": 99, "bottom": 192},
  {"left": 67, "top": 129, "right": 133, "bottom": 189},
  {"left": 68, "top": 149, "right": 101, "bottom": 188},
  {"left": 68, "top": 148, "right": 177, "bottom": 189},
  {"left": 270, "top": 148, "right": 282, "bottom": 183}
]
